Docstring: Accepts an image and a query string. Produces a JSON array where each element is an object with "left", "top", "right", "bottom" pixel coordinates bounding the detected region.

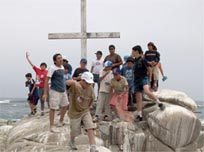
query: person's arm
[
  {"left": 112, "top": 55, "right": 123, "bottom": 68},
  {"left": 26, "top": 52, "right": 35, "bottom": 67},
  {"left": 158, "top": 63, "right": 164, "bottom": 76},
  {"left": 42, "top": 77, "right": 50, "bottom": 101},
  {"left": 30, "top": 83, "right": 37, "bottom": 95},
  {"left": 99, "top": 71, "right": 110, "bottom": 81}
]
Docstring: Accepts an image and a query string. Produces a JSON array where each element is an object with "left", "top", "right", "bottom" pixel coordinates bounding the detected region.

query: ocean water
[{"left": 0, "top": 98, "right": 203, "bottom": 121}]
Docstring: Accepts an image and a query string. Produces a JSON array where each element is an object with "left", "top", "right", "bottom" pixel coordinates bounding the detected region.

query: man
[
  {"left": 72, "top": 58, "right": 89, "bottom": 81},
  {"left": 132, "top": 45, "right": 165, "bottom": 122},
  {"left": 62, "top": 55, "right": 73, "bottom": 75},
  {"left": 43, "top": 53, "right": 69, "bottom": 132},
  {"left": 90, "top": 51, "right": 104, "bottom": 93},
  {"left": 26, "top": 52, "right": 48, "bottom": 116},
  {"left": 67, "top": 72, "right": 98, "bottom": 152},
  {"left": 104, "top": 45, "right": 123, "bottom": 70}
]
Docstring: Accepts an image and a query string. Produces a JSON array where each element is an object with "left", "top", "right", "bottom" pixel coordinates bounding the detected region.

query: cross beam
[{"left": 48, "top": 0, "right": 120, "bottom": 58}]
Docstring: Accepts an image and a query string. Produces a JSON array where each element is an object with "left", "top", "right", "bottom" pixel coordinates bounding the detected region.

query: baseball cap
[
  {"left": 104, "top": 61, "right": 113, "bottom": 68},
  {"left": 112, "top": 68, "right": 121, "bottom": 75},
  {"left": 126, "top": 57, "right": 134, "bottom": 63},
  {"left": 95, "top": 51, "right": 102, "bottom": 55},
  {"left": 80, "top": 58, "right": 87, "bottom": 64},
  {"left": 81, "top": 72, "right": 94, "bottom": 84}
]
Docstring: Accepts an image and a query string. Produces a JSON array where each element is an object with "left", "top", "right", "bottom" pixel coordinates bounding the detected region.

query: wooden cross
[{"left": 48, "top": 0, "right": 120, "bottom": 58}]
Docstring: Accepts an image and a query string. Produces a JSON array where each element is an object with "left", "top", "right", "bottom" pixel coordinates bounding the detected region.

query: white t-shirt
[
  {"left": 92, "top": 59, "right": 104, "bottom": 75},
  {"left": 99, "top": 70, "right": 113, "bottom": 93}
]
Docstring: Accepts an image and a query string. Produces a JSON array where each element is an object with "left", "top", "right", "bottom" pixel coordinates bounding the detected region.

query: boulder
[{"left": 147, "top": 104, "right": 201, "bottom": 149}]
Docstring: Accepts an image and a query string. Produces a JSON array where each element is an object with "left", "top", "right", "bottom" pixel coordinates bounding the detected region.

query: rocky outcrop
[{"left": 0, "top": 89, "right": 203, "bottom": 152}]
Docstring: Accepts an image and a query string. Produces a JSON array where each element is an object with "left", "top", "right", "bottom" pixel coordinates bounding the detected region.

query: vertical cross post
[{"left": 81, "top": 0, "right": 87, "bottom": 58}]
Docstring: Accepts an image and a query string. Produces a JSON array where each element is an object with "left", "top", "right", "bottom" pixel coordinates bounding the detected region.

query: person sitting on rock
[
  {"left": 110, "top": 68, "right": 134, "bottom": 122},
  {"left": 94, "top": 61, "right": 113, "bottom": 122},
  {"left": 66, "top": 72, "right": 98, "bottom": 152},
  {"left": 132, "top": 45, "right": 165, "bottom": 122}
]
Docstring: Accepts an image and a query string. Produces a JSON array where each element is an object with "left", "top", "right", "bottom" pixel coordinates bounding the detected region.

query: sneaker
[
  {"left": 90, "top": 146, "right": 99, "bottom": 152},
  {"left": 93, "top": 116, "right": 99, "bottom": 123},
  {"left": 69, "top": 141, "right": 78, "bottom": 150},
  {"left": 50, "top": 127, "right": 60, "bottom": 133},
  {"left": 134, "top": 115, "right": 143, "bottom": 122},
  {"left": 158, "top": 103, "right": 165, "bottom": 111}
]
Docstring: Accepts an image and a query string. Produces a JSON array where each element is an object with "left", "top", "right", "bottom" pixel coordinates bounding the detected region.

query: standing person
[
  {"left": 104, "top": 45, "right": 123, "bottom": 70},
  {"left": 64, "top": 63, "right": 72, "bottom": 81},
  {"left": 94, "top": 61, "right": 113, "bottom": 122},
  {"left": 72, "top": 58, "right": 89, "bottom": 81},
  {"left": 67, "top": 72, "right": 98, "bottom": 152},
  {"left": 26, "top": 52, "right": 48, "bottom": 116},
  {"left": 43, "top": 53, "right": 69, "bottom": 132},
  {"left": 25, "top": 73, "right": 39, "bottom": 116},
  {"left": 90, "top": 51, "right": 104, "bottom": 93},
  {"left": 121, "top": 57, "right": 135, "bottom": 108},
  {"left": 110, "top": 68, "right": 133, "bottom": 122},
  {"left": 132, "top": 45, "right": 165, "bottom": 122},
  {"left": 63, "top": 56, "right": 73, "bottom": 75},
  {"left": 144, "top": 42, "right": 160, "bottom": 91}
]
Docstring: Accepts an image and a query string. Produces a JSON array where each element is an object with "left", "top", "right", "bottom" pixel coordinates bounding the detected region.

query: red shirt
[{"left": 33, "top": 66, "right": 48, "bottom": 88}]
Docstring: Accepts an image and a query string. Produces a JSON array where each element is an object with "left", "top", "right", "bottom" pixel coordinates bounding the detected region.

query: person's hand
[{"left": 26, "top": 52, "right": 30, "bottom": 59}]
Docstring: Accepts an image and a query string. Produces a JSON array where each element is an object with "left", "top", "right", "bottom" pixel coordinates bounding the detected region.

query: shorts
[
  {"left": 148, "top": 66, "right": 159, "bottom": 81},
  {"left": 27, "top": 95, "right": 39, "bottom": 106},
  {"left": 134, "top": 76, "right": 149, "bottom": 93},
  {"left": 49, "top": 89, "right": 69, "bottom": 110},
  {"left": 70, "top": 112, "right": 96, "bottom": 137},
  {"left": 93, "top": 74, "right": 100, "bottom": 83},
  {"left": 38, "top": 88, "right": 44, "bottom": 98}
]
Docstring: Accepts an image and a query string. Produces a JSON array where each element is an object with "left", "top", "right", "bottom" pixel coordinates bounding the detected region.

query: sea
[{"left": 0, "top": 98, "right": 203, "bottom": 122}]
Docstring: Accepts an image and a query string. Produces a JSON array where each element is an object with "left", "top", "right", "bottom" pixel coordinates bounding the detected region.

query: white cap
[{"left": 81, "top": 72, "right": 94, "bottom": 84}]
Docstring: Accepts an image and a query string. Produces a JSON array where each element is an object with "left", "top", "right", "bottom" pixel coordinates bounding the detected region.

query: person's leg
[
  {"left": 104, "top": 93, "right": 112, "bottom": 120},
  {"left": 143, "top": 85, "right": 165, "bottom": 110},
  {"left": 87, "top": 129, "right": 96, "bottom": 145},
  {"left": 40, "top": 89, "right": 45, "bottom": 115},
  {"left": 58, "top": 92, "right": 69, "bottom": 126},
  {"left": 49, "top": 109, "right": 55, "bottom": 127},
  {"left": 95, "top": 93, "right": 104, "bottom": 121}
]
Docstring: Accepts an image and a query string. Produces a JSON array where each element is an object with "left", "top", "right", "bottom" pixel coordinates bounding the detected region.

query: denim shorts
[{"left": 134, "top": 76, "right": 149, "bottom": 93}]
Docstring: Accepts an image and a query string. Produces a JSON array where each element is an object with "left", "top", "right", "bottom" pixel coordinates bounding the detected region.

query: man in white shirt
[{"left": 90, "top": 51, "right": 104, "bottom": 93}]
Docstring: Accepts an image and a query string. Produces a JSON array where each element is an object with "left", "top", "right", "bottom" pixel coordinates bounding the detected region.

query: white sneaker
[{"left": 90, "top": 146, "right": 99, "bottom": 152}]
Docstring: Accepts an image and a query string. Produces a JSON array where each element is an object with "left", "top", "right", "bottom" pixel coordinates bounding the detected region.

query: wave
[{"left": 0, "top": 100, "right": 10, "bottom": 104}]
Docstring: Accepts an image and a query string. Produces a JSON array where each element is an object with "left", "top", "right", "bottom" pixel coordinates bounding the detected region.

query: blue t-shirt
[
  {"left": 121, "top": 65, "right": 134, "bottom": 88},
  {"left": 48, "top": 65, "right": 66, "bottom": 92}
]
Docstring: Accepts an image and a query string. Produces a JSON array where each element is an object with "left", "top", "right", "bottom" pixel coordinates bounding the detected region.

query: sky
[{"left": 0, "top": 0, "right": 203, "bottom": 102}]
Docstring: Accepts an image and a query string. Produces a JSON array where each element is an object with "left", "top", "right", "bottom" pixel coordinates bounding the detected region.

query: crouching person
[{"left": 67, "top": 72, "right": 98, "bottom": 152}]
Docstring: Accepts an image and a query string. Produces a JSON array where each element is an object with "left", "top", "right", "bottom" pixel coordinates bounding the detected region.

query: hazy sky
[{"left": 0, "top": 0, "right": 203, "bottom": 101}]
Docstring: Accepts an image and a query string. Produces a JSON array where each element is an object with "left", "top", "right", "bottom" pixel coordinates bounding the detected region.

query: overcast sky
[{"left": 0, "top": 0, "right": 203, "bottom": 102}]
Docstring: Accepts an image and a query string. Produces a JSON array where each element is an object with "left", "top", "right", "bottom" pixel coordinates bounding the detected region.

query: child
[
  {"left": 94, "top": 61, "right": 113, "bottom": 122},
  {"left": 110, "top": 68, "right": 133, "bottom": 122},
  {"left": 121, "top": 57, "right": 135, "bottom": 108},
  {"left": 25, "top": 73, "right": 39, "bottom": 115},
  {"left": 132, "top": 45, "right": 165, "bottom": 122},
  {"left": 67, "top": 72, "right": 98, "bottom": 152}
]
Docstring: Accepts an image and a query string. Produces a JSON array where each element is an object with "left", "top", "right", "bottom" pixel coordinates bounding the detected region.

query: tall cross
[{"left": 48, "top": 0, "right": 120, "bottom": 58}]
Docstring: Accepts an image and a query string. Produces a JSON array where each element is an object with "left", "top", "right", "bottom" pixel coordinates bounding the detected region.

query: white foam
[{"left": 0, "top": 99, "right": 10, "bottom": 104}]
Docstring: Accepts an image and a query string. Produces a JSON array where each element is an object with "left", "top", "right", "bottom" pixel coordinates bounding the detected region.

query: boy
[
  {"left": 72, "top": 58, "right": 89, "bottom": 81},
  {"left": 26, "top": 52, "right": 48, "bottom": 116},
  {"left": 25, "top": 73, "right": 39, "bottom": 115},
  {"left": 91, "top": 51, "right": 104, "bottom": 93},
  {"left": 94, "top": 61, "right": 113, "bottom": 122},
  {"left": 43, "top": 53, "right": 69, "bottom": 132},
  {"left": 132, "top": 45, "right": 165, "bottom": 122},
  {"left": 121, "top": 57, "right": 135, "bottom": 108},
  {"left": 67, "top": 72, "right": 98, "bottom": 152}
]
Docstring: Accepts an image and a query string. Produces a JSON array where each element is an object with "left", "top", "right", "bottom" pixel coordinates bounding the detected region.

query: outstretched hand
[{"left": 26, "top": 52, "right": 30, "bottom": 59}]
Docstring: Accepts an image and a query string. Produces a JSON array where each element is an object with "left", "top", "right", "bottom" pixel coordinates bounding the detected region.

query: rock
[
  {"left": 196, "top": 131, "right": 204, "bottom": 150},
  {"left": 0, "top": 125, "right": 13, "bottom": 152},
  {"left": 147, "top": 104, "right": 201, "bottom": 149},
  {"left": 153, "top": 89, "right": 197, "bottom": 111}
]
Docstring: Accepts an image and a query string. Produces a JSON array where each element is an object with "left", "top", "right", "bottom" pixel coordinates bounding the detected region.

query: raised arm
[{"left": 26, "top": 52, "right": 34, "bottom": 67}]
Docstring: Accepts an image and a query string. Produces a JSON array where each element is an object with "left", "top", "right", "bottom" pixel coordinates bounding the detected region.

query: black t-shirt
[
  {"left": 72, "top": 68, "right": 89, "bottom": 80},
  {"left": 134, "top": 57, "right": 148, "bottom": 80}
]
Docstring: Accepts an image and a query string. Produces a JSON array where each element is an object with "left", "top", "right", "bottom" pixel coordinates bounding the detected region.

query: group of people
[{"left": 24, "top": 42, "right": 167, "bottom": 152}]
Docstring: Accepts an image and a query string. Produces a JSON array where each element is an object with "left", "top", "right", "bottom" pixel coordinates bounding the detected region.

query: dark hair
[
  {"left": 40, "top": 62, "right": 47, "bottom": 68},
  {"left": 132, "top": 45, "right": 143, "bottom": 54},
  {"left": 63, "top": 63, "right": 69, "bottom": 70},
  {"left": 126, "top": 57, "right": 134, "bottom": 63},
  {"left": 109, "top": 44, "right": 115, "bottom": 50},
  {"left": 53, "top": 53, "right": 62, "bottom": 62},
  {"left": 25, "top": 73, "right": 32, "bottom": 78},
  {"left": 148, "top": 42, "right": 157, "bottom": 51}
]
